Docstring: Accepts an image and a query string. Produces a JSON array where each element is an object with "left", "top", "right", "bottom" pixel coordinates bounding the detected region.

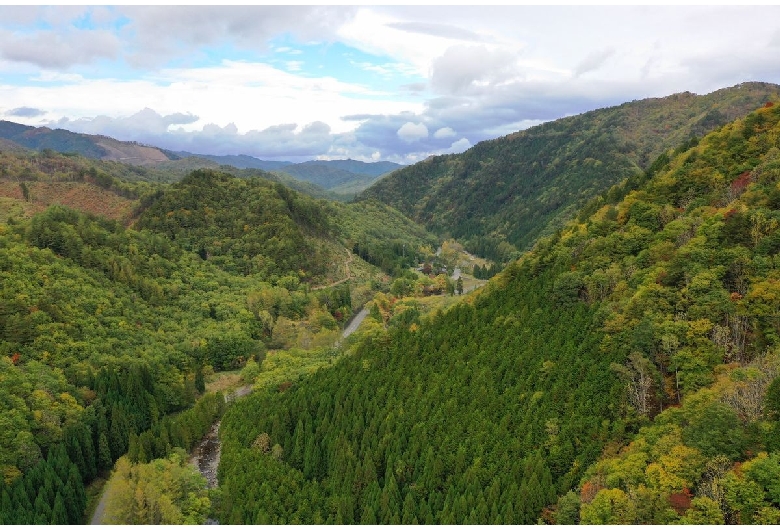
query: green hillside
[
  {"left": 0, "top": 157, "right": 440, "bottom": 523},
  {"left": 360, "top": 82, "right": 780, "bottom": 262},
  {"left": 216, "top": 102, "right": 780, "bottom": 524}
]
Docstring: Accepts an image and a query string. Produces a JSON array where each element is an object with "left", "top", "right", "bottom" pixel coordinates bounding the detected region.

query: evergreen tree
[{"left": 50, "top": 492, "right": 68, "bottom": 524}]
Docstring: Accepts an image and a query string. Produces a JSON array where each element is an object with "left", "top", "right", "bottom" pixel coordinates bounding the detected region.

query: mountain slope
[
  {"left": 0, "top": 120, "right": 172, "bottom": 164},
  {"left": 164, "top": 150, "right": 293, "bottom": 171},
  {"left": 0, "top": 165, "right": 440, "bottom": 524},
  {"left": 216, "top": 102, "right": 780, "bottom": 524},
  {"left": 274, "top": 159, "right": 403, "bottom": 194},
  {"left": 360, "top": 82, "right": 780, "bottom": 262}
]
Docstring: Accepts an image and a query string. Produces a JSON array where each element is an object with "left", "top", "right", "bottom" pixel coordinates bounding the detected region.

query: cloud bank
[{"left": 2, "top": 6, "right": 780, "bottom": 163}]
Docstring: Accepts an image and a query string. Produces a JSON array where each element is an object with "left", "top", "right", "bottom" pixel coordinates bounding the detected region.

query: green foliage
[
  {"left": 337, "top": 199, "right": 438, "bottom": 274},
  {"left": 0, "top": 169, "right": 411, "bottom": 522},
  {"left": 136, "top": 169, "right": 334, "bottom": 281},
  {"left": 217, "top": 257, "right": 625, "bottom": 524},
  {"left": 216, "top": 99, "right": 780, "bottom": 525},
  {"left": 563, "top": 101, "right": 780, "bottom": 523}
]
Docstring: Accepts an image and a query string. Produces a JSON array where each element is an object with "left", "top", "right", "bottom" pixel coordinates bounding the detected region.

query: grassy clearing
[{"left": 205, "top": 370, "right": 243, "bottom": 394}]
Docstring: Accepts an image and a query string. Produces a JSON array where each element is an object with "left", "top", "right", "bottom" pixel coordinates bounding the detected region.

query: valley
[{"left": 2, "top": 85, "right": 780, "bottom": 525}]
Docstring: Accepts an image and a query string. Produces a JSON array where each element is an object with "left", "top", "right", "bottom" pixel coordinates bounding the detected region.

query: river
[
  {"left": 90, "top": 305, "right": 369, "bottom": 525},
  {"left": 188, "top": 305, "right": 370, "bottom": 523}
]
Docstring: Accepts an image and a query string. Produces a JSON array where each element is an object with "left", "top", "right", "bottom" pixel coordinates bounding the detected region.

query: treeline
[
  {"left": 0, "top": 146, "right": 166, "bottom": 191},
  {"left": 338, "top": 199, "right": 439, "bottom": 276},
  {"left": 472, "top": 262, "right": 501, "bottom": 280},
  {"left": 0, "top": 366, "right": 222, "bottom": 524},
  {"left": 0, "top": 199, "right": 338, "bottom": 522},
  {"left": 127, "top": 392, "right": 226, "bottom": 465},
  {"left": 135, "top": 169, "right": 334, "bottom": 281},
  {"left": 0, "top": 163, "right": 444, "bottom": 522}
]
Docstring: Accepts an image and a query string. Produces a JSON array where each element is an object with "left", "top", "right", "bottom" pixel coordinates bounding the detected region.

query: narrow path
[
  {"left": 312, "top": 248, "right": 353, "bottom": 290},
  {"left": 89, "top": 486, "right": 108, "bottom": 525}
]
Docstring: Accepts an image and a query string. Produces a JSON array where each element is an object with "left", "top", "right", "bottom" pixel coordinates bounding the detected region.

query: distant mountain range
[
  {"left": 0, "top": 121, "right": 403, "bottom": 195},
  {"left": 167, "top": 150, "right": 403, "bottom": 193}
]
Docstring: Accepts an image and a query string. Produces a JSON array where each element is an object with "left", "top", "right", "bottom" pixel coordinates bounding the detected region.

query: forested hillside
[
  {"left": 0, "top": 206, "right": 266, "bottom": 523},
  {"left": 273, "top": 159, "right": 402, "bottom": 195},
  {"left": 0, "top": 153, "right": 440, "bottom": 523},
  {"left": 216, "top": 102, "right": 780, "bottom": 524},
  {"left": 360, "top": 82, "right": 780, "bottom": 262}
]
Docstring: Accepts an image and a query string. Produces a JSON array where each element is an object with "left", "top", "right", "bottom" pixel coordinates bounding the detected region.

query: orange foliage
[{"left": 580, "top": 480, "right": 603, "bottom": 504}]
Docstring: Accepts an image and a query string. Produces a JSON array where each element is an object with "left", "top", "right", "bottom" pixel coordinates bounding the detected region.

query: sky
[{"left": 2, "top": 5, "right": 780, "bottom": 163}]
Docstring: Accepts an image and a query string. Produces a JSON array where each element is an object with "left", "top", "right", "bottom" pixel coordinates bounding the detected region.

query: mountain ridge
[{"left": 360, "top": 82, "right": 780, "bottom": 262}]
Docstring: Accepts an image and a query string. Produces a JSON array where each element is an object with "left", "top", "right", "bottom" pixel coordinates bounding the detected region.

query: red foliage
[
  {"left": 765, "top": 102, "right": 775, "bottom": 108},
  {"left": 668, "top": 488, "right": 693, "bottom": 515},
  {"left": 731, "top": 171, "right": 752, "bottom": 196},
  {"left": 724, "top": 208, "right": 738, "bottom": 220},
  {"left": 730, "top": 292, "right": 744, "bottom": 301},
  {"left": 539, "top": 507, "right": 556, "bottom": 525},
  {"left": 10, "top": 352, "right": 20, "bottom": 365},
  {"left": 278, "top": 381, "right": 292, "bottom": 393}
]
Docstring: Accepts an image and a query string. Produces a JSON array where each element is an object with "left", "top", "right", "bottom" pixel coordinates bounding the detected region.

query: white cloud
[
  {"left": 397, "top": 122, "right": 428, "bottom": 142},
  {"left": 120, "top": 6, "right": 357, "bottom": 67},
  {"left": 574, "top": 47, "right": 616, "bottom": 78},
  {"left": 430, "top": 45, "right": 518, "bottom": 95},
  {"left": 448, "top": 138, "right": 471, "bottom": 153},
  {"left": 433, "top": 127, "right": 456, "bottom": 138}
]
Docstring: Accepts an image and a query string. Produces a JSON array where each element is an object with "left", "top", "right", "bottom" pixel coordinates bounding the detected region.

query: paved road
[
  {"left": 340, "top": 307, "right": 369, "bottom": 341},
  {"left": 90, "top": 482, "right": 108, "bottom": 525}
]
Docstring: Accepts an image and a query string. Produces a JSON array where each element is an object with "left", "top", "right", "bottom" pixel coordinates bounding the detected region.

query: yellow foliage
[
  {"left": 103, "top": 453, "right": 210, "bottom": 525},
  {"left": 645, "top": 444, "right": 704, "bottom": 493}
]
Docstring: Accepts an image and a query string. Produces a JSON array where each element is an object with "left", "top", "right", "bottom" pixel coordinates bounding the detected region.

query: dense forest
[
  {"left": 0, "top": 152, "right": 440, "bottom": 523},
  {"left": 361, "top": 82, "right": 780, "bottom": 262},
  {"left": 216, "top": 102, "right": 780, "bottom": 524}
]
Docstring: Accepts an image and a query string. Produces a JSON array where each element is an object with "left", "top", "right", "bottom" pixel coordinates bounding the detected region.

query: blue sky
[{"left": 2, "top": 5, "right": 780, "bottom": 163}]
